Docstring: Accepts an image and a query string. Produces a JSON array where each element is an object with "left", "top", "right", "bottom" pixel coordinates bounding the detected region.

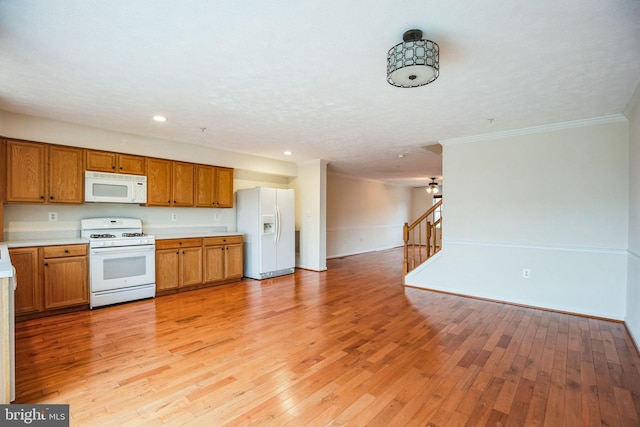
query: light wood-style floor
[{"left": 15, "top": 248, "right": 640, "bottom": 426}]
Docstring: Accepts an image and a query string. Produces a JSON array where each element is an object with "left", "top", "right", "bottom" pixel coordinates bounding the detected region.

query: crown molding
[
  {"left": 440, "top": 114, "right": 628, "bottom": 146},
  {"left": 624, "top": 80, "right": 640, "bottom": 119}
]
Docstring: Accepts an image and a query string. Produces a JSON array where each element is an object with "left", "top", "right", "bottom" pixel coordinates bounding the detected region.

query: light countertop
[
  {"left": 0, "top": 244, "right": 14, "bottom": 279},
  {"left": 3, "top": 238, "right": 89, "bottom": 249},
  {"left": 153, "top": 231, "right": 243, "bottom": 240}
]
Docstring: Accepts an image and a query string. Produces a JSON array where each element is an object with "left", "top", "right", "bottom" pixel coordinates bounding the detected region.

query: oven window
[
  {"left": 92, "top": 183, "right": 129, "bottom": 198},
  {"left": 104, "top": 256, "right": 147, "bottom": 280}
]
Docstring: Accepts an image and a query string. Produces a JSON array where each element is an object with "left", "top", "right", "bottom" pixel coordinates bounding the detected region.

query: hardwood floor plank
[{"left": 12, "top": 248, "right": 640, "bottom": 426}]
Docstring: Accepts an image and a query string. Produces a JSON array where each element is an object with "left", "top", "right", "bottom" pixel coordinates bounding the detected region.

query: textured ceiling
[{"left": 1, "top": 0, "right": 639, "bottom": 187}]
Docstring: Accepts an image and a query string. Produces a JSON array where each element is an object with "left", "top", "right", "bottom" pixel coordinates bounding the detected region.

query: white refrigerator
[{"left": 236, "top": 187, "right": 295, "bottom": 280}]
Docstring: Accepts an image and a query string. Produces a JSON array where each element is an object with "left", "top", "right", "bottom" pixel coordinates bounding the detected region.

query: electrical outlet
[
  {"left": 522, "top": 269, "right": 531, "bottom": 279},
  {"left": 48, "top": 212, "right": 58, "bottom": 222},
  {"left": 171, "top": 213, "right": 177, "bottom": 221}
]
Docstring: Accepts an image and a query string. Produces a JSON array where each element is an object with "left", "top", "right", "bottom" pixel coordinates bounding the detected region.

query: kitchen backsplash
[{"left": 3, "top": 203, "right": 236, "bottom": 241}]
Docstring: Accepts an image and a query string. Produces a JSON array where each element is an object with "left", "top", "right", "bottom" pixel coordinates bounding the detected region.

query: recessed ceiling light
[
  {"left": 153, "top": 115, "right": 167, "bottom": 122},
  {"left": 284, "top": 150, "right": 293, "bottom": 156},
  {"left": 398, "top": 154, "right": 406, "bottom": 158}
]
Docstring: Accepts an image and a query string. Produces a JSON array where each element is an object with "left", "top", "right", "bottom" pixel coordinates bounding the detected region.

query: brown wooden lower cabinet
[
  {"left": 156, "top": 235, "right": 243, "bottom": 294},
  {"left": 203, "top": 236, "right": 243, "bottom": 282},
  {"left": 10, "top": 247, "right": 42, "bottom": 315},
  {"left": 43, "top": 254, "right": 88, "bottom": 309},
  {"left": 155, "top": 238, "right": 203, "bottom": 291},
  {"left": 10, "top": 244, "right": 89, "bottom": 318}
]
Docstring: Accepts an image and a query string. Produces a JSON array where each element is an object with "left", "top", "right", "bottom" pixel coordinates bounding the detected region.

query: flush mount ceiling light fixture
[
  {"left": 387, "top": 29, "right": 439, "bottom": 88},
  {"left": 426, "top": 177, "right": 439, "bottom": 194}
]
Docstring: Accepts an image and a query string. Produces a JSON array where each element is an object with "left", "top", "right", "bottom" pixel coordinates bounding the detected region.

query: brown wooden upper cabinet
[
  {"left": 195, "top": 165, "right": 234, "bottom": 208},
  {"left": 86, "top": 150, "right": 146, "bottom": 175},
  {"left": 146, "top": 158, "right": 194, "bottom": 207},
  {"left": 5, "top": 139, "right": 84, "bottom": 204},
  {"left": 3, "top": 138, "right": 234, "bottom": 208},
  {"left": 146, "top": 157, "right": 172, "bottom": 206},
  {"left": 173, "top": 162, "right": 195, "bottom": 206}
]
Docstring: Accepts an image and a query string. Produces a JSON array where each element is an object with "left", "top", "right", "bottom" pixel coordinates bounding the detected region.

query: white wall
[
  {"left": 327, "top": 173, "right": 412, "bottom": 258},
  {"left": 0, "top": 110, "right": 299, "bottom": 240},
  {"left": 411, "top": 188, "right": 442, "bottom": 223},
  {"left": 406, "top": 117, "right": 629, "bottom": 320},
  {"left": 626, "top": 85, "right": 640, "bottom": 345},
  {"left": 0, "top": 110, "right": 298, "bottom": 177},
  {"left": 290, "top": 160, "right": 327, "bottom": 271}
]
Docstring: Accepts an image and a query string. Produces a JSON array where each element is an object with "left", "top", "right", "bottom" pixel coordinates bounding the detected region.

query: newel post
[{"left": 403, "top": 222, "right": 409, "bottom": 276}]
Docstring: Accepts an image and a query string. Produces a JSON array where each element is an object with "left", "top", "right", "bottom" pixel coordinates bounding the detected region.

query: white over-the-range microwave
[{"left": 84, "top": 171, "right": 147, "bottom": 204}]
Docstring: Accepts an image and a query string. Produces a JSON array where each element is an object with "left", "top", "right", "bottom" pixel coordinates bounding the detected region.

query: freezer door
[{"left": 259, "top": 187, "right": 278, "bottom": 274}]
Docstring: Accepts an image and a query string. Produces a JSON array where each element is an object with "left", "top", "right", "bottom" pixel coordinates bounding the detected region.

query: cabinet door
[
  {"left": 1, "top": 139, "right": 6, "bottom": 203},
  {"left": 9, "top": 247, "right": 42, "bottom": 315},
  {"left": 204, "top": 245, "right": 225, "bottom": 282},
  {"left": 118, "top": 154, "right": 146, "bottom": 175},
  {"left": 181, "top": 247, "right": 203, "bottom": 286},
  {"left": 48, "top": 145, "right": 84, "bottom": 204},
  {"left": 216, "top": 167, "right": 234, "bottom": 208},
  {"left": 173, "top": 162, "right": 194, "bottom": 206},
  {"left": 86, "top": 150, "right": 117, "bottom": 172},
  {"left": 146, "top": 158, "right": 172, "bottom": 206},
  {"left": 156, "top": 249, "right": 180, "bottom": 291},
  {"left": 43, "top": 256, "right": 88, "bottom": 309},
  {"left": 225, "top": 244, "right": 243, "bottom": 279},
  {"left": 195, "top": 165, "right": 215, "bottom": 207},
  {"left": 5, "top": 140, "right": 46, "bottom": 203}
]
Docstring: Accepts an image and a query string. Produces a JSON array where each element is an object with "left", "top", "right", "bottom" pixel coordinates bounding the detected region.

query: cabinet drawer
[
  {"left": 203, "top": 235, "right": 243, "bottom": 246},
  {"left": 43, "top": 244, "right": 87, "bottom": 258},
  {"left": 156, "top": 238, "right": 203, "bottom": 250}
]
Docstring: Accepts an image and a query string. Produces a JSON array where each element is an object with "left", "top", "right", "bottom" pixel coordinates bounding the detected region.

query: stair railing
[{"left": 403, "top": 198, "right": 442, "bottom": 276}]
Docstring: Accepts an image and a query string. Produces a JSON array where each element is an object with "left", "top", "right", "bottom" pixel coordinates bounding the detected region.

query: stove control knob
[{"left": 106, "top": 241, "right": 113, "bottom": 246}]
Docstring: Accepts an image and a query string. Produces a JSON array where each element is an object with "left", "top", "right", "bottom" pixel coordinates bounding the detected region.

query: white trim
[
  {"left": 327, "top": 245, "right": 402, "bottom": 259},
  {"left": 440, "top": 115, "right": 627, "bottom": 146},
  {"left": 624, "top": 80, "right": 640, "bottom": 119},
  {"left": 327, "top": 224, "right": 405, "bottom": 232},
  {"left": 444, "top": 238, "right": 628, "bottom": 256}
]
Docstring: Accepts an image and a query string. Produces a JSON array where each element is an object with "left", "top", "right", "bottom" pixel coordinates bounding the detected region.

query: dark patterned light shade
[{"left": 387, "top": 29, "right": 439, "bottom": 88}]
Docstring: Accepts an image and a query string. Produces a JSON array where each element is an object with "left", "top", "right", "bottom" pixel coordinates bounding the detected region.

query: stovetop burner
[
  {"left": 81, "top": 218, "right": 155, "bottom": 248},
  {"left": 122, "top": 232, "right": 146, "bottom": 237}
]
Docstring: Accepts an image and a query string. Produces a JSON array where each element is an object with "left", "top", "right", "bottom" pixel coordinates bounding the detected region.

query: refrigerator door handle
[{"left": 274, "top": 205, "right": 280, "bottom": 243}]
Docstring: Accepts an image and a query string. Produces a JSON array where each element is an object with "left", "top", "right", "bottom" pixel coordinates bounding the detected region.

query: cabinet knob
[
  {"left": 112, "top": 165, "right": 116, "bottom": 169},
  {"left": 176, "top": 252, "right": 179, "bottom": 255},
  {"left": 44, "top": 263, "right": 49, "bottom": 266},
  {"left": 40, "top": 196, "right": 45, "bottom": 199},
  {"left": 49, "top": 196, "right": 54, "bottom": 200},
  {"left": 64, "top": 250, "right": 69, "bottom": 253},
  {"left": 119, "top": 166, "right": 123, "bottom": 170}
]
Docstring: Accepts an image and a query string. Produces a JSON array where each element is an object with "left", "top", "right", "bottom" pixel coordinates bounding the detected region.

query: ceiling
[{"left": 1, "top": 1, "right": 639, "bottom": 187}]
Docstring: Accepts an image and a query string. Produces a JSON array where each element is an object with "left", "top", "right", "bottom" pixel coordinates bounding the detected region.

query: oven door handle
[{"left": 91, "top": 244, "right": 155, "bottom": 255}]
